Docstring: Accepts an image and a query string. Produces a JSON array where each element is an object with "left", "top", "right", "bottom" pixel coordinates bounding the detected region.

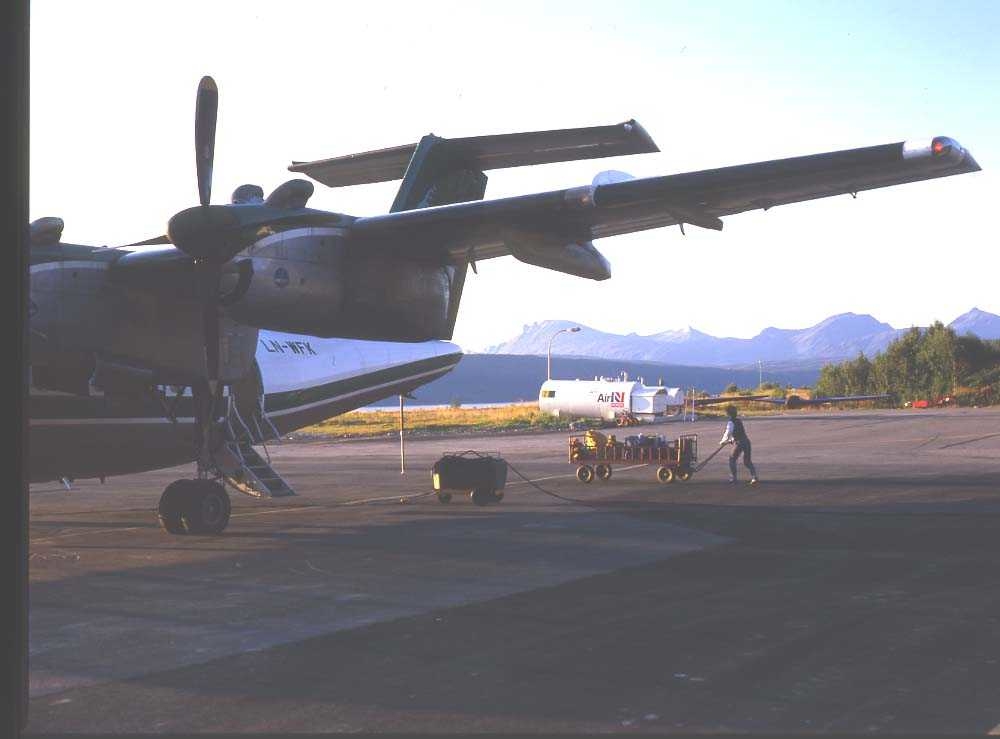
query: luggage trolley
[{"left": 568, "top": 430, "right": 698, "bottom": 484}]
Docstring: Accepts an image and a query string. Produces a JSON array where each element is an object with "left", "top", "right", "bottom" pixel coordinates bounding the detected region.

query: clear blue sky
[{"left": 30, "top": 0, "right": 999, "bottom": 349}]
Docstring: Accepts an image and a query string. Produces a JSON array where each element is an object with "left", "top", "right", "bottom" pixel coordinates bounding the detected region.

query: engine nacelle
[
  {"left": 226, "top": 227, "right": 452, "bottom": 341},
  {"left": 225, "top": 227, "right": 347, "bottom": 336},
  {"left": 504, "top": 228, "right": 611, "bottom": 281}
]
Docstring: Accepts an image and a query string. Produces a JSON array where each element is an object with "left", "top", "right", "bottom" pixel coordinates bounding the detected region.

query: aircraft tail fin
[{"left": 389, "top": 134, "right": 490, "bottom": 339}]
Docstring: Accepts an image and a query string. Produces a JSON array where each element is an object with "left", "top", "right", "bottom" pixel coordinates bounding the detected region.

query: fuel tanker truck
[{"left": 538, "top": 376, "right": 684, "bottom": 425}]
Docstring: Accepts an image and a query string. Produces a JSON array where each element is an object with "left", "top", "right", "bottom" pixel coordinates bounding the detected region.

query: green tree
[{"left": 816, "top": 322, "right": 999, "bottom": 406}]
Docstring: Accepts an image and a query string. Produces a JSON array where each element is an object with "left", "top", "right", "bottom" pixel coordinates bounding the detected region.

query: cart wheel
[
  {"left": 437, "top": 491, "right": 452, "bottom": 503},
  {"left": 576, "top": 465, "right": 595, "bottom": 483},
  {"left": 595, "top": 464, "right": 612, "bottom": 481},
  {"left": 656, "top": 466, "right": 675, "bottom": 484},
  {"left": 471, "top": 488, "right": 495, "bottom": 506},
  {"left": 492, "top": 489, "right": 504, "bottom": 502},
  {"left": 676, "top": 469, "right": 692, "bottom": 482}
]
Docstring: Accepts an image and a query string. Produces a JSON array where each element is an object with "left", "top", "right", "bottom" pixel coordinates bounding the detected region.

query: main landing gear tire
[
  {"left": 576, "top": 465, "right": 595, "bottom": 483},
  {"left": 181, "top": 479, "right": 232, "bottom": 534},
  {"left": 157, "top": 480, "right": 192, "bottom": 534},
  {"left": 158, "top": 479, "right": 231, "bottom": 535},
  {"left": 595, "top": 464, "right": 612, "bottom": 481},
  {"left": 656, "top": 466, "right": 675, "bottom": 484}
]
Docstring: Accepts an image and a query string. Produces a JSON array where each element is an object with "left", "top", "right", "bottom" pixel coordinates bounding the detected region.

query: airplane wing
[
  {"left": 692, "top": 394, "right": 772, "bottom": 406},
  {"left": 756, "top": 393, "right": 893, "bottom": 408},
  {"left": 348, "top": 136, "right": 979, "bottom": 280}
]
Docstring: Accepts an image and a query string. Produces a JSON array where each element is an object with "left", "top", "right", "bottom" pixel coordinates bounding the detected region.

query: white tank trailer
[{"left": 538, "top": 376, "right": 684, "bottom": 422}]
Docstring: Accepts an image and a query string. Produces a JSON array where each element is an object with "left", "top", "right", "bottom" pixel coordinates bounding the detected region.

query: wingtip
[{"left": 623, "top": 119, "right": 659, "bottom": 154}]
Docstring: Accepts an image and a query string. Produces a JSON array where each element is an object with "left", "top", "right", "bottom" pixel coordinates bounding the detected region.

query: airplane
[
  {"left": 28, "top": 75, "right": 980, "bottom": 534},
  {"left": 750, "top": 392, "right": 894, "bottom": 409}
]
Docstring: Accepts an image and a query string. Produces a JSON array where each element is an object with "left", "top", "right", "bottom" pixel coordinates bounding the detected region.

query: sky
[{"left": 30, "top": 0, "right": 999, "bottom": 351}]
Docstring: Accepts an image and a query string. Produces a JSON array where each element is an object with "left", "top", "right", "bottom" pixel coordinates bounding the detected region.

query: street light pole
[
  {"left": 547, "top": 326, "right": 581, "bottom": 380},
  {"left": 399, "top": 394, "right": 405, "bottom": 474}
]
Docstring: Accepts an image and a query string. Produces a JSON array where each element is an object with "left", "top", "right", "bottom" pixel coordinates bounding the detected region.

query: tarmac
[{"left": 24, "top": 407, "right": 1000, "bottom": 734}]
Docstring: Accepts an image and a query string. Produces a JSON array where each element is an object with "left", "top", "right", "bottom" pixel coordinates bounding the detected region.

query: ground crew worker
[{"left": 719, "top": 405, "right": 758, "bottom": 485}]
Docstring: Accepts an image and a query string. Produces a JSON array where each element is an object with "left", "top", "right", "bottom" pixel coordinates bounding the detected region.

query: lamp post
[
  {"left": 399, "top": 394, "right": 405, "bottom": 475},
  {"left": 547, "top": 326, "right": 581, "bottom": 380}
]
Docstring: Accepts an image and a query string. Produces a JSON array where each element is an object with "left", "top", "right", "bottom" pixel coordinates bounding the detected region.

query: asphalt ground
[{"left": 24, "top": 407, "right": 1000, "bottom": 734}]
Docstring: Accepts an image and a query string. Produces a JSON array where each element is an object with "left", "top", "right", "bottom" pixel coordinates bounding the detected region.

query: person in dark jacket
[{"left": 719, "top": 405, "right": 758, "bottom": 485}]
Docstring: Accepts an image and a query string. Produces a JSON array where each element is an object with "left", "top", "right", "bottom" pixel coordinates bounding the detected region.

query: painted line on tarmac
[
  {"left": 32, "top": 525, "right": 150, "bottom": 545},
  {"left": 775, "top": 431, "right": 1000, "bottom": 449},
  {"left": 937, "top": 432, "right": 1000, "bottom": 449}
]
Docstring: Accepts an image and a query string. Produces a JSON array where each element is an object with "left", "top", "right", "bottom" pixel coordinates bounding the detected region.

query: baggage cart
[{"left": 568, "top": 430, "right": 698, "bottom": 484}]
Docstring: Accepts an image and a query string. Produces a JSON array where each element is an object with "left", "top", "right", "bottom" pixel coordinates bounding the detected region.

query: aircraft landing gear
[
  {"left": 157, "top": 478, "right": 232, "bottom": 535},
  {"left": 155, "top": 378, "right": 233, "bottom": 535}
]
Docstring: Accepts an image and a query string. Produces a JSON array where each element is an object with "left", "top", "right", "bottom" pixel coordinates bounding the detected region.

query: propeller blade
[
  {"left": 123, "top": 235, "right": 171, "bottom": 246},
  {"left": 195, "top": 263, "right": 223, "bottom": 380},
  {"left": 195, "top": 76, "right": 218, "bottom": 207},
  {"left": 203, "top": 296, "right": 220, "bottom": 379}
]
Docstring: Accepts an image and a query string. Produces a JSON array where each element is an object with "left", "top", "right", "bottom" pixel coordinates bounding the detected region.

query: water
[{"left": 357, "top": 401, "right": 528, "bottom": 413}]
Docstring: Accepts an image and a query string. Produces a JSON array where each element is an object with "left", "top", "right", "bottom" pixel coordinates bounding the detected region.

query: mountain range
[
  {"left": 484, "top": 308, "right": 1000, "bottom": 369},
  {"left": 368, "top": 354, "right": 822, "bottom": 407}
]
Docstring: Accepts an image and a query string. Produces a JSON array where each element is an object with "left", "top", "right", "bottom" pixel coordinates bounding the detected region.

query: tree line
[{"left": 815, "top": 322, "right": 1000, "bottom": 406}]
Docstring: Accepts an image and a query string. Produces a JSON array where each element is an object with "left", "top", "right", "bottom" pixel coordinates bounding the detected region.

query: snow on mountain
[
  {"left": 949, "top": 307, "right": 1000, "bottom": 340},
  {"left": 485, "top": 309, "right": 1000, "bottom": 367}
]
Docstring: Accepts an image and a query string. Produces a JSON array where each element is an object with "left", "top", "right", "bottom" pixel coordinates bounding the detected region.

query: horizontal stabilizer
[{"left": 290, "top": 120, "right": 658, "bottom": 187}]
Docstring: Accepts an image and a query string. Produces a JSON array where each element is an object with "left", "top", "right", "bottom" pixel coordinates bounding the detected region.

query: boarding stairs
[
  {"left": 223, "top": 440, "right": 296, "bottom": 498},
  {"left": 218, "top": 393, "right": 297, "bottom": 498}
]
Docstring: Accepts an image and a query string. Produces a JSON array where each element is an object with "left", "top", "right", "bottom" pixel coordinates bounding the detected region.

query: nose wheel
[{"left": 158, "top": 478, "right": 232, "bottom": 535}]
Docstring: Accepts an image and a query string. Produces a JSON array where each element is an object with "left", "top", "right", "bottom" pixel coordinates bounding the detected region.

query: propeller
[
  {"left": 136, "top": 78, "right": 322, "bottom": 255},
  {"left": 195, "top": 76, "right": 218, "bottom": 207},
  {"left": 170, "top": 76, "right": 231, "bottom": 388},
  {"left": 160, "top": 77, "right": 324, "bottom": 389},
  {"left": 167, "top": 76, "right": 244, "bottom": 265}
]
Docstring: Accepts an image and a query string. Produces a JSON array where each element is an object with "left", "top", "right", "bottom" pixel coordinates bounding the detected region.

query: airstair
[
  {"left": 223, "top": 440, "right": 296, "bottom": 498},
  {"left": 219, "top": 393, "right": 297, "bottom": 498}
]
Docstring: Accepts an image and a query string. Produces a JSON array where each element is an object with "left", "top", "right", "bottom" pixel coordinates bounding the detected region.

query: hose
[{"left": 505, "top": 460, "right": 621, "bottom": 509}]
